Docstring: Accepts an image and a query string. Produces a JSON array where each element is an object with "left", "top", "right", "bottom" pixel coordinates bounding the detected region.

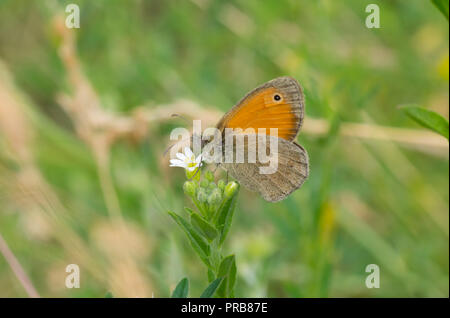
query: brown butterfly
[{"left": 208, "top": 76, "right": 309, "bottom": 202}]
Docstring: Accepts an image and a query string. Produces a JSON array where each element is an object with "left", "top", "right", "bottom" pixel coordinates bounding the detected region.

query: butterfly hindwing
[{"left": 220, "top": 134, "right": 309, "bottom": 202}]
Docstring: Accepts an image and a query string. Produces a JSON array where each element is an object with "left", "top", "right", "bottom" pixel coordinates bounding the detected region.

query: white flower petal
[
  {"left": 169, "top": 146, "right": 204, "bottom": 171},
  {"left": 195, "top": 154, "right": 202, "bottom": 164},
  {"left": 169, "top": 159, "right": 186, "bottom": 167},
  {"left": 169, "top": 159, "right": 182, "bottom": 164},
  {"left": 176, "top": 152, "right": 186, "bottom": 161},
  {"left": 170, "top": 164, "right": 186, "bottom": 168},
  {"left": 184, "top": 147, "right": 194, "bottom": 158}
]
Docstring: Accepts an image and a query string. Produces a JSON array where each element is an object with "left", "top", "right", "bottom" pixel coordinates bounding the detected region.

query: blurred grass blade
[
  {"left": 190, "top": 212, "right": 218, "bottom": 241},
  {"left": 216, "top": 255, "right": 237, "bottom": 298},
  {"left": 200, "top": 277, "right": 223, "bottom": 298},
  {"left": 431, "top": 0, "right": 449, "bottom": 20},
  {"left": 171, "top": 277, "right": 189, "bottom": 298},
  {"left": 215, "top": 183, "right": 240, "bottom": 245},
  {"left": 401, "top": 105, "right": 449, "bottom": 140},
  {"left": 167, "top": 211, "right": 211, "bottom": 268}
]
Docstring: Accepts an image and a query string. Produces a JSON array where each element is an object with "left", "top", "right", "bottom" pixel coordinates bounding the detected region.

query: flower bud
[
  {"left": 224, "top": 181, "right": 239, "bottom": 198},
  {"left": 205, "top": 170, "right": 215, "bottom": 182},
  {"left": 200, "top": 179, "right": 209, "bottom": 188},
  {"left": 208, "top": 182, "right": 217, "bottom": 191},
  {"left": 183, "top": 180, "right": 197, "bottom": 198},
  {"left": 197, "top": 188, "right": 208, "bottom": 203},
  {"left": 207, "top": 188, "right": 222, "bottom": 206},
  {"left": 217, "top": 179, "right": 225, "bottom": 191}
]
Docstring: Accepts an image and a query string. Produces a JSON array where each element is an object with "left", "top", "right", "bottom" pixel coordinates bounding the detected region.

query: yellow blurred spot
[
  {"left": 437, "top": 54, "right": 449, "bottom": 81},
  {"left": 318, "top": 201, "right": 336, "bottom": 245},
  {"left": 277, "top": 49, "right": 303, "bottom": 72},
  {"left": 232, "top": 230, "right": 275, "bottom": 261},
  {"left": 413, "top": 24, "right": 443, "bottom": 56}
]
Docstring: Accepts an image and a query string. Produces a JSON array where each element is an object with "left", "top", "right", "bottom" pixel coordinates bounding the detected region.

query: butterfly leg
[{"left": 188, "top": 166, "right": 202, "bottom": 181}]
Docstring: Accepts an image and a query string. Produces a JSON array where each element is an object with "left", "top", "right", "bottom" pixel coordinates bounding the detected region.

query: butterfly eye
[{"left": 273, "top": 94, "right": 282, "bottom": 102}]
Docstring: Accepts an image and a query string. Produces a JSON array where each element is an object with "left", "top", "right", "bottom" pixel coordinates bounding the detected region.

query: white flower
[{"left": 170, "top": 147, "right": 202, "bottom": 171}]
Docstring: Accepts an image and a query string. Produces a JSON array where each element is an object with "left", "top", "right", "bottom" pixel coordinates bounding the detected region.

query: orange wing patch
[{"left": 217, "top": 77, "right": 304, "bottom": 141}]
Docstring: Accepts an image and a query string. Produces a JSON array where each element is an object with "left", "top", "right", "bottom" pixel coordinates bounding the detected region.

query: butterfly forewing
[{"left": 216, "top": 77, "right": 304, "bottom": 141}]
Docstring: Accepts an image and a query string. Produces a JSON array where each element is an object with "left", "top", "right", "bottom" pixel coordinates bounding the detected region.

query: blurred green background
[{"left": 0, "top": 0, "right": 448, "bottom": 297}]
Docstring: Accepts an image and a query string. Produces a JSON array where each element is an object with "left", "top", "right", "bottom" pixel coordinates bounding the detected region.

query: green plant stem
[{"left": 209, "top": 239, "right": 222, "bottom": 277}]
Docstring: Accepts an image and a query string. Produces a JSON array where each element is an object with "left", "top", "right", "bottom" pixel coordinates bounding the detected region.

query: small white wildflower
[{"left": 170, "top": 147, "right": 202, "bottom": 171}]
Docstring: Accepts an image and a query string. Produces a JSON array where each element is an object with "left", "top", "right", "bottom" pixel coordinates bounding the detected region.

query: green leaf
[
  {"left": 207, "top": 268, "right": 215, "bottom": 283},
  {"left": 216, "top": 255, "right": 237, "bottom": 298},
  {"left": 184, "top": 207, "right": 195, "bottom": 215},
  {"left": 214, "top": 183, "right": 240, "bottom": 245},
  {"left": 400, "top": 105, "right": 449, "bottom": 140},
  {"left": 185, "top": 207, "right": 218, "bottom": 241},
  {"left": 167, "top": 211, "right": 211, "bottom": 268},
  {"left": 431, "top": 0, "right": 449, "bottom": 20},
  {"left": 105, "top": 291, "right": 113, "bottom": 298},
  {"left": 200, "top": 277, "right": 223, "bottom": 298},
  {"left": 171, "top": 277, "right": 189, "bottom": 298},
  {"left": 190, "top": 212, "right": 218, "bottom": 241}
]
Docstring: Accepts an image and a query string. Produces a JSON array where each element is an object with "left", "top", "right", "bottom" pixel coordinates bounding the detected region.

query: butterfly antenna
[
  {"left": 164, "top": 135, "right": 193, "bottom": 157},
  {"left": 188, "top": 167, "right": 201, "bottom": 181},
  {"left": 163, "top": 143, "right": 176, "bottom": 157},
  {"left": 171, "top": 113, "right": 190, "bottom": 124}
]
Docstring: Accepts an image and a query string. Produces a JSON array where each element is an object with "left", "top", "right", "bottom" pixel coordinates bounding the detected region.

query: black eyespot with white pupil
[{"left": 274, "top": 94, "right": 281, "bottom": 101}]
